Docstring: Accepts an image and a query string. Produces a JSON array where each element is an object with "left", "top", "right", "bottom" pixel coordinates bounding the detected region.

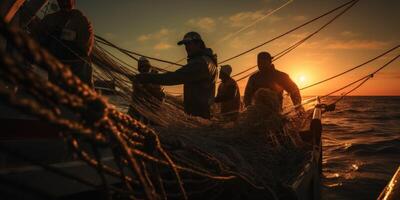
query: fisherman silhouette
[
  {"left": 134, "top": 32, "right": 218, "bottom": 119},
  {"left": 215, "top": 65, "right": 241, "bottom": 120},
  {"left": 244, "top": 52, "right": 303, "bottom": 112},
  {"left": 32, "top": 0, "right": 94, "bottom": 87}
]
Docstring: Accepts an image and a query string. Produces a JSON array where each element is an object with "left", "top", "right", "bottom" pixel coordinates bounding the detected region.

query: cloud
[
  {"left": 137, "top": 35, "right": 151, "bottom": 42},
  {"left": 186, "top": 17, "right": 216, "bottom": 33},
  {"left": 287, "top": 37, "right": 391, "bottom": 50},
  {"left": 326, "top": 40, "right": 389, "bottom": 50},
  {"left": 137, "top": 28, "right": 172, "bottom": 42},
  {"left": 154, "top": 42, "right": 173, "bottom": 50},
  {"left": 104, "top": 32, "right": 116, "bottom": 40},
  {"left": 227, "top": 11, "right": 264, "bottom": 28},
  {"left": 292, "top": 15, "right": 307, "bottom": 21},
  {"left": 288, "top": 32, "right": 310, "bottom": 40},
  {"left": 377, "top": 72, "right": 400, "bottom": 80},
  {"left": 226, "top": 10, "right": 282, "bottom": 28},
  {"left": 340, "top": 31, "right": 358, "bottom": 37}
]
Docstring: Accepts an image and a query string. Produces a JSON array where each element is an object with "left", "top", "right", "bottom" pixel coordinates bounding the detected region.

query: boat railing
[{"left": 378, "top": 166, "right": 400, "bottom": 200}]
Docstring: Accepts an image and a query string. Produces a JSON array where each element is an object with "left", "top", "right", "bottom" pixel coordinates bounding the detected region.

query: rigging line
[
  {"left": 218, "top": 0, "right": 357, "bottom": 65},
  {"left": 95, "top": 35, "right": 183, "bottom": 68},
  {"left": 95, "top": 38, "right": 169, "bottom": 74},
  {"left": 299, "top": 44, "right": 400, "bottom": 91},
  {"left": 232, "top": 0, "right": 359, "bottom": 82},
  {"left": 216, "top": 0, "right": 294, "bottom": 45},
  {"left": 95, "top": 38, "right": 172, "bottom": 73},
  {"left": 331, "top": 76, "right": 371, "bottom": 104},
  {"left": 95, "top": 43, "right": 170, "bottom": 78},
  {"left": 160, "top": 0, "right": 293, "bottom": 72},
  {"left": 95, "top": 43, "right": 138, "bottom": 72},
  {"left": 235, "top": 43, "right": 399, "bottom": 89},
  {"left": 273, "top": 0, "right": 358, "bottom": 60},
  {"left": 284, "top": 53, "right": 399, "bottom": 115},
  {"left": 321, "top": 53, "right": 400, "bottom": 99}
]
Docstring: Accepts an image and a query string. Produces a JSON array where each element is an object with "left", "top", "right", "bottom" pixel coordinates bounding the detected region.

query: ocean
[{"left": 320, "top": 96, "right": 400, "bottom": 200}]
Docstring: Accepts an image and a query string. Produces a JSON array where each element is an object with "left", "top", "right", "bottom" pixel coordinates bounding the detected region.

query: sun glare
[
  {"left": 296, "top": 74, "right": 308, "bottom": 86},
  {"left": 299, "top": 75, "right": 306, "bottom": 83}
]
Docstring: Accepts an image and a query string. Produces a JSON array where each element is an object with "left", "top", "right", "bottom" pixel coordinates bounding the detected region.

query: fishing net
[{"left": 0, "top": 20, "right": 317, "bottom": 200}]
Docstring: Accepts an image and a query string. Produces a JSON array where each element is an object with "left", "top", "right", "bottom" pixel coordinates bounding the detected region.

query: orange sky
[{"left": 75, "top": 0, "right": 400, "bottom": 96}]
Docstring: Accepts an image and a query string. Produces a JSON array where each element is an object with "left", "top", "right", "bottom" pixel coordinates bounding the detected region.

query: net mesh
[{"left": 0, "top": 21, "right": 317, "bottom": 199}]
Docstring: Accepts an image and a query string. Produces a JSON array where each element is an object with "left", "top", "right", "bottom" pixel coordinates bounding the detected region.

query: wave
[
  {"left": 344, "top": 139, "right": 400, "bottom": 155},
  {"left": 335, "top": 109, "right": 363, "bottom": 114}
]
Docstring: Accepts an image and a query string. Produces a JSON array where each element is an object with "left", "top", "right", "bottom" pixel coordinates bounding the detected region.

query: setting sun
[
  {"left": 299, "top": 75, "right": 306, "bottom": 83},
  {"left": 293, "top": 73, "right": 309, "bottom": 87}
]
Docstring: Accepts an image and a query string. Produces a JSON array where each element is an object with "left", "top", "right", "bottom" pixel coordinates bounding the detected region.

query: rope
[
  {"left": 1, "top": 20, "right": 289, "bottom": 199},
  {"left": 272, "top": 0, "right": 359, "bottom": 61},
  {"left": 299, "top": 44, "right": 400, "bottom": 91},
  {"left": 283, "top": 53, "right": 400, "bottom": 115},
  {"left": 95, "top": 35, "right": 183, "bottom": 69},
  {"left": 158, "top": 0, "right": 294, "bottom": 72},
  {"left": 322, "top": 53, "right": 400, "bottom": 101},
  {"left": 218, "top": 0, "right": 358, "bottom": 65},
  {"left": 233, "top": 0, "right": 359, "bottom": 82}
]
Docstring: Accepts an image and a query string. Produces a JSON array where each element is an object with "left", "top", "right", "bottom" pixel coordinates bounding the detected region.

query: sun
[
  {"left": 299, "top": 75, "right": 306, "bottom": 83},
  {"left": 297, "top": 75, "right": 307, "bottom": 86}
]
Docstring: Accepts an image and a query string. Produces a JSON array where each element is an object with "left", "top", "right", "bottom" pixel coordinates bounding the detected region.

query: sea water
[{"left": 320, "top": 96, "right": 400, "bottom": 200}]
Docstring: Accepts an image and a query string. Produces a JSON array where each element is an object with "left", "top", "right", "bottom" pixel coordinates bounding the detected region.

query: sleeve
[
  {"left": 243, "top": 76, "right": 255, "bottom": 107},
  {"left": 136, "top": 59, "right": 209, "bottom": 86},
  {"left": 279, "top": 73, "right": 302, "bottom": 106},
  {"left": 215, "top": 82, "right": 236, "bottom": 103},
  {"left": 75, "top": 13, "right": 94, "bottom": 56},
  {"left": 31, "top": 15, "right": 52, "bottom": 45}
]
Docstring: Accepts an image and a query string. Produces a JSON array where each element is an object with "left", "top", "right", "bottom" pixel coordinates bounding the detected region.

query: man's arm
[
  {"left": 135, "top": 59, "right": 209, "bottom": 86},
  {"left": 243, "top": 77, "right": 255, "bottom": 107},
  {"left": 75, "top": 12, "right": 94, "bottom": 56},
  {"left": 280, "top": 73, "right": 302, "bottom": 106}
]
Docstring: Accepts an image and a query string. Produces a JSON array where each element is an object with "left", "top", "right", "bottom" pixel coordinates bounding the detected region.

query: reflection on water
[{"left": 320, "top": 96, "right": 400, "bottom": 200}]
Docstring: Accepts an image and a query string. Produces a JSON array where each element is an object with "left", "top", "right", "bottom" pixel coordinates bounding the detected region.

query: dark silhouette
[
  {"left": 128, "top": 57, "right": 165, "bottom": 124},
  {"left": 244, "top": 52, "right": 302, "bottom": 110},
  {"left": 32, "top": 0, "right": 94, "bottom": 87},
  {"left": 215, "top": 65, "right": 241, "bottom": 120},
  {"left": 134, "top": 32, "right": 218, "bottom": 119},
  {"left": 130, "top": 57, "right": 165, "bottom": 104}
]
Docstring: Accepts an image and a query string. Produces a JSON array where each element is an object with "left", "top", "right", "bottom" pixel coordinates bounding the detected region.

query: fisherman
[
  {"left": 31, "top": 0, "right": 94, "bottom": 87},
  {"left": 134, "top": 31, "right": 218, "bottom": 119},
  {"left": 215, "top": 65, "right": 241, "bottom": 120},
  {"left": 128, "top": 57, "right": 165, "bottom": 124},
  {"left": 131, "top": 57, "right": 165, "bottom": 104},
  {"left": 244, "top": 52, "right": 302, "bottom": 110}
]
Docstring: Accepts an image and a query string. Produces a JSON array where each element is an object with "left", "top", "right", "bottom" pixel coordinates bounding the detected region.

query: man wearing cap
[
  {"left": 244, "top": 52, "right": 302, "bottom": 110},
  {"left": 32, "top": 0, "right": 94, "bottom": 87},
  {"left": 134, "top": 32, "right": 218, "bottom": 119},
  {"left": 215, "top": 65, "right": 241, "bottom": 120}
]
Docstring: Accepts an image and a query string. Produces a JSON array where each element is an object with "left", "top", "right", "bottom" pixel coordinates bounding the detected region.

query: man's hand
[{"left": 295, "top": 105, "right": 305, "bottom": 117}]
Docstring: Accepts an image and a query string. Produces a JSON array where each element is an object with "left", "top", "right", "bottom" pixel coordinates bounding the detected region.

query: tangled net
[{"left": 0, "top": 20, "right": 315, "bottom": 200}]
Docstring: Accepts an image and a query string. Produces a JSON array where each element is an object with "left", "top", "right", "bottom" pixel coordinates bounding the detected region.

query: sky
[{"left": 70, "top": 0, "right": 399, "bottom": 96}]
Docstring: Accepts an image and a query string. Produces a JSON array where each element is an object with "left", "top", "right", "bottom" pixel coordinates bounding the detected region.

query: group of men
[
  {"left": 134, "top": 31, "right": 303, "bottom": 120},
  {"left": 33, "top": 0, "right": 303, "bottom": 121}
]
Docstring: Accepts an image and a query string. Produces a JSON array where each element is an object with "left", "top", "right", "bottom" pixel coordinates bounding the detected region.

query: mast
[
  {"left": 0, "top": 0, "right": 49, "bottom": 51},
  {"left": 0, "top": 0, "right": 49, "bottom": 24},
  {"left": 1, "top": 0, "right": 26, "bottom": 23}
]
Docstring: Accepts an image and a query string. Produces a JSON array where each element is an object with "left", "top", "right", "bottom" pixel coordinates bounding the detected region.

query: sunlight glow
[{"left": 296, "top": 74, "right": 308, "bottom": 87}]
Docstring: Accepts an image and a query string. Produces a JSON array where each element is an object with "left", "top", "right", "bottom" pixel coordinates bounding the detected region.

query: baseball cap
[{"left": 177, "top": 31, "right": 203, "bottom": 45}]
